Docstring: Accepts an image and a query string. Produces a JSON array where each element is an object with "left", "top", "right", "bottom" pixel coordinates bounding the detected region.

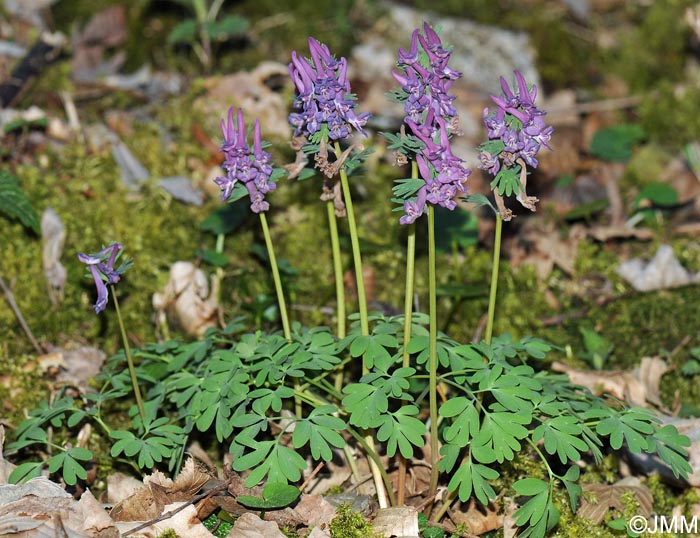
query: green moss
[
  {"left": 606, "top": 0, "right": 693, "bottom": 93},
  {"left": 329, "top": 503, "right": 379, "bottom": 538},
  {"left": 155, "top": 529, "right": 177, "bottom": 538},
  {"left": 639, "top": 82, "right": 700, "bottom": 149}
]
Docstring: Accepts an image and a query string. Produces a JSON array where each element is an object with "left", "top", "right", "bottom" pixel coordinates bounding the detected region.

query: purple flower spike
[
  {"left": 288, "top": 37, "right": 370, "bottom": 140},
  {"left": 215, "top": 108, "right": 277, "bottom": 213},
  {"left": 77, "top": 243, "right": 126, "bottom": 314},
  {"left": 389, "top": 24, "right": 471, "bottom": 224},
  {"left": 481, "top": 70, "right": 553, "bottom": 180}
]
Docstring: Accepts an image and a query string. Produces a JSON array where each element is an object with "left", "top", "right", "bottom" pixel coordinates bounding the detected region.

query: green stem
[
  {"left": 335, "top": 143, "right": 369, "bottom": 355},
  {"left": 327, "top": 201, "right": 346, "bottom": 339},
  {"left": 401, "top": 160, "right": 419, "bottom": 368},
  {"left": 485, "top": 214, "right": 503, "bottom": 345},
  {"left": 328, "top": 200, "right": 347, "bottom": 394},
  {"left": 427, "top": 205, "right": 439, "bottom": 499},
  {"left": 258, "top": 212, "right": 291, "bottom": 341},
  {"left": 111, "top": 290, "right": 146, "bottom": 425}
]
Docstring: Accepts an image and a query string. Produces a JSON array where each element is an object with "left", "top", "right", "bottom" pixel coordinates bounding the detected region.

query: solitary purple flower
[
  {"left": 77, "top": 242, "right": 127, "bottom": 314},
  {"left": 288, "top": 37, "right": 370, "bottom": 140},
  {"left": 214, "top": 108, "right": 276, "bottom": 213}
]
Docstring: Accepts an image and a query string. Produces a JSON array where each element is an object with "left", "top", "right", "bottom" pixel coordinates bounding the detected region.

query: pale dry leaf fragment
[
  {"left": 78, "top": 488, "right": 117, "bottom": 535},
  {"left": 228, "top": 512, "right": 286, "bottom": 538},
  {"left": 306, "top": 527, "right": 332, "bottom": 538},
  {"left": 110, "top": 458, "right": 211, "bottom": 521},
  {"left": 0, "top": 477, "right": 87, "bottom": 537},
  {"left": 200, "top": 62, "right": 291, "bottom": 140},
  {"left": 578, "top": 477, "right": 652, "bottom": 525},
  {"left": 293, "top": 494, "right": 337, "bottom": 528},
  {"left": 115, "top": 503, "right": 212, "bottom": 538},
  {"left": 53, "top": 345, "right": 106, "bottom": 390},
  {"left": 41, "top": 208, "right": 66, "bottom": 306},
  {"left": 551, "top": 358, "right": 669, "bottom": 409},
  {"left": 107, "top": 472, "right": 143, "bottom": 504},
  {"left": 152, "top": 261, "right": 219, "bottom": 337},
  {"left": 616, "top": 245, "right": 700, "bottom": 292},
  {"left": 371, "top": 506, "right": 419, "bottom": 538},
  {"left": 0, "top": 426, "right": 14, "bottom": 485}
]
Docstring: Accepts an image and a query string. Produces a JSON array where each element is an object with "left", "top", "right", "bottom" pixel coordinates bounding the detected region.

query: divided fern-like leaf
[{"left": 0, "top": 169, "right": 39, "bottom": 233}]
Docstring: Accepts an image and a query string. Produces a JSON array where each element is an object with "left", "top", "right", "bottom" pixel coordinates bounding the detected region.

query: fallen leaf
[
  {"left": 293, "top": 494, "right": 337, "bottom": 528},
  {"left": 110, "top": 458, "right": 211, "bottom": 521},
  {"left": 78, "top": 489, "right": 118, "bottom": 536},
  {"left": 115, "top": 503, "right": 213, "bottom": 538},
  {"left": 552, "top": 357, "right": 669, "bottom": 409},
  {"left": 616, "top": 245, "right": 700, "bottom": 292},
  {"left": 228, "top": 512, "right": 286, "bottom": 538},
  {"left": 372, "top": 506, "right": 419, "bottom": 538},
  {"left": 41, "top": 208, "right": 66, "bottom": 306},
  {"left": 578, "top": 477, "right": 652, "bottom": 525},
  {"left": 107, "top": 472, "right": 143, "bottom": 504},
  {"left": 449, "top": 498, "right": 503, "bottom": 535},
  {"left": 152, "top": 261, "right": 219, "bottom": 337}
]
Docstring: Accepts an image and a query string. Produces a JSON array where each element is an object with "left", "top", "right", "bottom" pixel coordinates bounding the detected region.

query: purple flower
[
  {"left": 214, "top": 108, "right": 277, "bottom": 213},
  {"left": 77, "top": 243, "right": 126, "bottom": 314},
  {"left": 288, "top": 37, "right": 370, "bottom": 140},
  {"left": 481, "top": 70, "right": 553, "bottom": 178},
  {"left": 389, "top": 23, "right": 471, "bottom": 224}
]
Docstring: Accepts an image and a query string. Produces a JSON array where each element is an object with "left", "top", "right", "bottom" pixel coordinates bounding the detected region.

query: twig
[
  {"left": 299, "top": 461, "right": 325, "bottom": 493},
  {"left": 0, "top": 32, "right": 66, "bottom": 107},
  {"left": 122, "top": 478, "right": 232, "bottom": 537},
  {"left": 0, "top": 275, "right": 44, "bottom": 354}
]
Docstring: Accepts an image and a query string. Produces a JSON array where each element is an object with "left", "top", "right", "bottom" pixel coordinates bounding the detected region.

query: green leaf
[
  {"left": 204, "top": 15, "right": 249, "bottom": 40},
  {"left": 199, "top": 248, "right": 229, "bottom": 268},
  {"left": 376, "top": 406, "right": 426, "bottom": 458},
  {"left": 342, "top": 383, "right": 388, "bottom": 429},
  {"left": 448, "top": 460, "right": 498, "bottom": 505},
  {"left": 634, "top": 182, "right": 678, "bottom": 209},
  {"left": 596, "top": 408, "right": 657, "bottom": 453},
  {"left": 8, "top": 461, "right": 43, "bottom": 483},
  {"left": 200, "top": 202, "right": 249, "bottom": 235},
  {"left": 0, "top": 170, "right": 40, "bottom": 233},
  {"left": 167, "top": 18, "right": 198, "bottom": 44},
  {"left": 392, "top": 178, "right": 425, "bottom": 200},
  {"left": 237, "top": 482, "right": 300, "bottom": 510},
  {"left": 532, "top": 416, "right": 589, "bottom": 464},
  {"left": 490, "top": 165, "right": 522, "bottom": 197},
  {"left": 589, "top": 124, "right": 646, "bottom": 162},
  {"left": 513, "top": 478, "right": 549, "bottom": 496},
  {"left": 462, "top": 193, "right": 497, "bottom": 215},
  {"left": 472, "top": 412, "right": 530, "bottom": 463}
]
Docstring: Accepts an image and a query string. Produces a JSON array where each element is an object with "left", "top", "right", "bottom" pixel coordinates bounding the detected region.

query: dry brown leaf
[
  {"left": 107, "top": 472, "right": 143, "bottom": 504},
  {"left": 372, "top": 506, "right": 419, "bottom": 538},
  {"left": 110, "top": 458, "right": 211, "bottom": 521},
  {"left": 228, "top": 512, "right": 286, "bottom": 538},
  {"left": 511, "top": 223, "right": 587, "bottom": 278},
  {"left": 152, "top": 261, "right": 219, "bottom": 337},
  {"left": 0, "top": 477, "right": 87, "bottom": 537},
  {"left": 578, "top": 477, "right": 652, "bottom": 525},
  {"left": 78, "top": 489, "right": 118, "bottom": 537},
  {"left": 293, "top": 494, "right": 337, "bottom": 528},
  {"left": 0, "top": 426, "right": 14, "bottom": 484},
  {"left": 449, "top": 498, "right": 502, "bottom": 535},
  {"left": 551, "top": 357, "right": 669, "bottom": 408},
  {"left": 199, "top": 63, "right": 291, "bottom": 140},
  {"left": 72, "top": 5, "right": 127, "bottom": 81},
  {"left": 115, "top": 503, "right": 213, "bottom": 538}
]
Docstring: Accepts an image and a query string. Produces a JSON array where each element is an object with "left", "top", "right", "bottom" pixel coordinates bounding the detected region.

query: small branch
[
  {"left": 122, "top": 478, "right": 232, "bottom": 537},
  {"left": 0, "top": 275, "right": 44, "bottom": 354},
  {"left": 0, "top": 32, "right": 66, "bottom": 107},
  {"left": 299, "top": 461, "right": 325, "bottom": 493}
]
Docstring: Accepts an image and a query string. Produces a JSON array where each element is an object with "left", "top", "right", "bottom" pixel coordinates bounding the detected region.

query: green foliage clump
[{"left": 329, "top": 503, "right": 378, "bottom": 538}]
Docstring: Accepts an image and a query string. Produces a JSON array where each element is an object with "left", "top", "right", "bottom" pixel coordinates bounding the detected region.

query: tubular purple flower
[
  {"left": 288, "top": 37, "right": 370, "bottom": 140},
  {"left": 77, "top": 243, "right": 125, "bottom": 314},
  {"left": 215, "top": 108, "right": 277, "bottom": 213},
  {"left": 398, "top": 29, "right": 420, "bottom": 65}
]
